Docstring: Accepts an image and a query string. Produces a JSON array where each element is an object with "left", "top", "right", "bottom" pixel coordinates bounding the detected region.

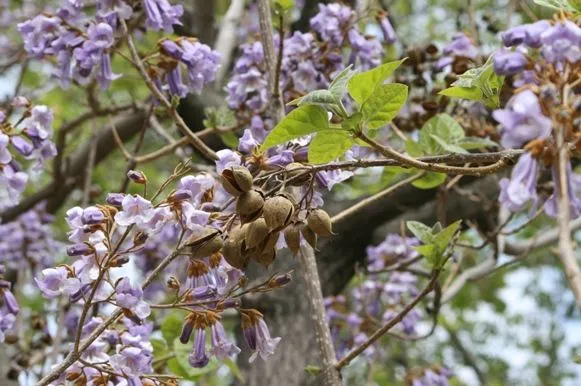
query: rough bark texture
[{"left": 236, "top": 176, "right": 502, "bottom": 385}]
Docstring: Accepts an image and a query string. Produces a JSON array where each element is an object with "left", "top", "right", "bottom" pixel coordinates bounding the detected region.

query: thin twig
[
  {"left": 119, "top": 19, "right": 218, "bottom": 161},
  {"left": 335, "top": 269, "right": 441, "bottom": 369}
]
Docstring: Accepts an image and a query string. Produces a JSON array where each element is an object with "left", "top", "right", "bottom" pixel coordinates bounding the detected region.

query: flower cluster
[
  {"left": 405, "top": 366, "right": 454, "bottom": 386},
  {"left": 0, "top": 265, "right": 19, "bottom": 343},
  {"left": 0, "top": 205, "right": 62, "bottom": 270},
  {"left": 325, "top": 234, "right": 423, "bottom": 359},
  {"left": 492, "top": 18, "right": 581, "bottom": 219},
  {"left": 157, "top": 38, "right": 222, "bottom": 98},
  {"left": 0, "top": 101, "right": 56, "bottom": 207}
]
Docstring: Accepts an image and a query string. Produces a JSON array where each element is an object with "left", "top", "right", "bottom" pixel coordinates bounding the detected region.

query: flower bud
[
  {"left": 301, "top": 224, "right": 317, "bottom": 250},
  {"left": 127, "top": 170, "right": 147, "bottom": 184},
  {"left": 66, "top": 243, "right": 94, "bottom": 256},
  {"left": 263, "top": 195, "right": 295, "bottom": 230},
  {"left": 106, "top": 193, "right": 125, "bottom": 206},
  {"left": 236, "top": 189, "right": 264, "bottom": 221},
  {"left": 284, "top": 223, "right": 301, "bottom": 255},
  {"left": 187, "top": 227, "right": 224, "bottom": 258},
  {"left": 133, "top": 232, "right": 148, "bottom": 247},
  {"left": 180, "top": 319, "right": 194, "bottom": 344},
  {"left": 307, "top": 209, "right": 333, "bottom": 237},
  {"left": 167, "top": 276, "right": 181, "bottom": 290},
  {"left": 168, "top": 189, "right": 193, "bottom": 202},
  {"left": 220, "top": 166, "right": 253, "bottom": 196},
  {"left": 81, "top": 206, "right": 105, "bottom": 225},
  {"left": 246, "top": 218, "right": 269, "bottom": 249},
  {"left": 268, "top": 273, "right": 292, "bottom": 288}
]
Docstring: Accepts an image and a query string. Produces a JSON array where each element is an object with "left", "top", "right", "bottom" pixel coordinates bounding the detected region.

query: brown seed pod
[
  {"left": 246, "top": 218, "right": 269, "bottom": 249},
  {"left": 236, "top": 189, "right": 264, "bottom": 221},
  {"left": 221, "top": 237, "right": 248, "bottom": 270},
  {"left": 301, "top": 224, "right": 318, "bottom": 250},
  {"left": 186, "top": 227, "right": 223, "bottom": 257},
  {"left": 285, "top": 163, "right": 310, "bottom": 186},
  {"left": 284, "top": 223, "right": 301, "bottom": 255},
  {"left": 220, "top": 166, "right": 253, "bottom": 196},
  {"left": 253, "top": 248, "right": 276, "bottom": 267},
  {"left": 307, "top": 209, "right": 333, "bottom": 237},
  {"left": 263, "top": 195, "right": 295, "bottom": 230},
  {"left": 261, "top": 231, "right": 280, "bottom": 253}
]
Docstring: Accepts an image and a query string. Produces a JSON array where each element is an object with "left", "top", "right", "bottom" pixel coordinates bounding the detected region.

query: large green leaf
[
  {"left": 262, "top": 105, "right": 329, "bottom": 149},
  {"left": 534, "top": 0, "right": 576, "bottom": 10},
  {"left": 407, "top": 221, "right": 434, "bottom": 243},
  {"left": 347, "top": 59, "right": 406, "bottom": 104},
  {"left": 288, "top": 90, "right": 338, "bottom": 107},
  {"left": 362, "top": 83, "right": 408, "bottom": 130},
  {"left": 418, "top": 114, "right": 465, "bottom": 155},
  {"left": 411, "top": 220, "right": 462, "bottom": 267},
  {"left": 161, "top": 312, "right": 184, "bottom": 348},
  {"left": 308, "top": 130, "right": 354, "bottom": 164},
  {"left": 329, "top": 65, "right": 357, "bottom": 101}
]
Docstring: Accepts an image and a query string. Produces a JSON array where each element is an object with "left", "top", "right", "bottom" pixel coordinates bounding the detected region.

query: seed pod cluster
[
  {"left": 221, "top": 222, "right": 281, "bottom": 269},
  {"left": 186, "top": 227, "right": 223, "bottom": 258},
  {"left": 220, "top": 166, "right": 253, "bottom": 196},
  {"left": 236, "top": 189, "right": 264, "bottom": 223},
  {"left": 307, "top": 209, "right": 333, "bottom": 237}
]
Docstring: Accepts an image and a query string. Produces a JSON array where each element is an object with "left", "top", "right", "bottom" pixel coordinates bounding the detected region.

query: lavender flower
[
  {"left": 210, "top": 320, "right": 241, "bottom": 360},
  {"left": 144, "top": 0, "right": 184, "bottom": 32},
  {"left": 189, "top": 327, "right": 210, "bottom": 368},
  {"left": 499, "top": 153, "right": 539, "bottom": 213},
  {"left": 493, "top": 49, "right": 527, "bottom": 75},
  {"left": 35, "top": 266, "right": 81, "bottom": 298},
  {"left": 310, "top": 3, "right": 353, "bottom": 47},
  {"left": 215, "top": 149, "right": 241, "bottom": 174},
  {"left": 242, "top": 312, "right": 281, "bottom": 362},
  {"left": 492, "top": 90, "right": 551, "bottom": 149},
  {"left": 115, "top": 277, "right": 151, "bottom": 319},
  {"left": 114, "top": 195, "right": 156, "bottom": 227},
  {"left": 502, "top": 20, "right": 551, "bottom": 48},
  {"left": 540, "top": 21, "right": 581, "bottom": 65},
  {"left": 366, "top": 234, "right": 419, "bottom": 272},
  {"left": 110, "top": 346, "right": 152, "bottom": 384},
  {"left": 544, "top": 163, "right": 581, "bottom": 219}
]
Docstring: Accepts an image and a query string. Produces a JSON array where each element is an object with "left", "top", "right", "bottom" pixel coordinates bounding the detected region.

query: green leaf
[
  {"left": 411, "top": 171, "right": 446, "bottom": 189},
  {"left": 432, "top": 220, "right": 462, "bottom": 256},
  {"left": 342, "top": 112, "right": 364, "bottom": 131},
  {"left": 439, "top": 86, "right": 483, "bottom": 101},
  {"left": 430, "top": 135, "right": 469, "bottom": 154},
  {"left": 289, "top": 90, "right": 338, "bottom": 107},
  {"left": 414, "top": 244, "right": 437, "bottom": 263},
  {"left": 274, "top": 0, "right": 295, "bottom": 11},
  {"left": 362, "top": 83, "right": 408, "bottom": 130},
  {"left": 407, "top": 221, "right": 434, "bottom": 243},
  {"left": 161, "top": 312, "right": 184, "bottom": 348},
  {"left": 262, "top": 105, "right": 329, "bottom": 149},
  {"left": 460, "top": 137, "right": 499, "bottom": 150},
  {"left": 419, "top": 114, "right": 465, "bottom": 155},
  {"left": 220, "top": 131, "right": 240, "bottom": 149},
  {"left": 329, "top": 65, "right": 357, "bottom": 101},
  {"left": 347, "top": 59, "right": 406, "bottom": 104},
  {"left": 308, "top": 130, "right": 354, "bottom": 164},
  {"left": 305, "top": 365, "right": 322, "bottom": 376},
  {"left": 534, "top": 0, "right": 575, "bottom": 10},
  {"left": 405, "top": 139, "right": 423, "bottom": 157},
  {"left": 151, "top": 338, "right": 169, "bottom": 358}
]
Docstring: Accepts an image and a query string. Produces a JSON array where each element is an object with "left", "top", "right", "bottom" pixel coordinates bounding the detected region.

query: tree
[{"left": 0, "top": 0, "right": 580, "bottom": 385}]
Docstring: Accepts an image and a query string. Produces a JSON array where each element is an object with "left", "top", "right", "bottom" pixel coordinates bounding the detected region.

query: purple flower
[
  {"left": 35, "top": 266, "right": 81, "bottom": 298},
  {"left": 492, "top": 90, "right": 551, "bottom": 149},
  {"left": 182, "top": 202, "right": 210, "bottom": 232},
  {"left": 110, "top": 346, "right": 152, "bottom": 381},
  {"left": 377, "top": 13, "right": 397, "bottom": 44},
  {"left": 210, "top": 320, "right": 241, "bottom": 360},
  {"left": 0, "top": 309, "right": 16, "bottom": 343},
  {"left": 242, "top": 313, "right": 281, "bottom": 362},
  {"left": 310, "top": 3, "right": 353, "bottom": 47},
  {"left": 442, "top": 33, "right": 478, "bottom": 59},
  {"left": 493, "top": 49, "right": 527, "bottom": 75},
  {"left": 348, "top": 29, "right": 383, "bottom": 70},
  {"left": 366, "top": 234, "right": 419, "bottom": 272},
  {"left": 540, "top": 21, "right": 581, "bottom": 65},
  {"left": 544, "top": 163, "right": 581, "bottom": 219},
  {"left": 106, "top": 192, "right": 125, "bottom": 206},
  {"left": 265, "top": 149, "right": 295, "bottom": 169},
  {"left": 0, "top": 283, "right": 19, "bottom": 315},
  {"left": 215, "top": 149, "right": 241, "bottom": 174},
  {"left": 238, "top": 129, "right": 259, "bottom": 154},
  {"left": 0, "top": 134, "right": 12, "bottom": 164},
  {"left": 179, "top": 40, "right": 221, "bottom": 94},
  {"left": 189, "top": 328, "right": 210, "bottom": 368},
  {"left": 502, "top": 20, "right": 551, "bottom": 48},
  {"left": 10, "top": 136, "right": 34, "bottom": 156},
  {"left": 81, "top": 206, "right": 105, "bottom": 225},
  {"left": 115, "top": 277, "right": 150, "bottom": 319},
  {"left": 316, "top": 169, "right": 353, "bottom": 190},
  {"left": 86, "top": 23, "right": 114, "bottom": 50},
  {"left": 144, "top": 0, "right": 184, "bottom": 32},
  {"left": 499, "top": 153, "right": 539, "bottom": 212},
  {"left": 178, "top": 174, "right": 215, "bottom": 203},
  {"left": 114, "top": 195, "right": 156, "bottom": 227}
]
